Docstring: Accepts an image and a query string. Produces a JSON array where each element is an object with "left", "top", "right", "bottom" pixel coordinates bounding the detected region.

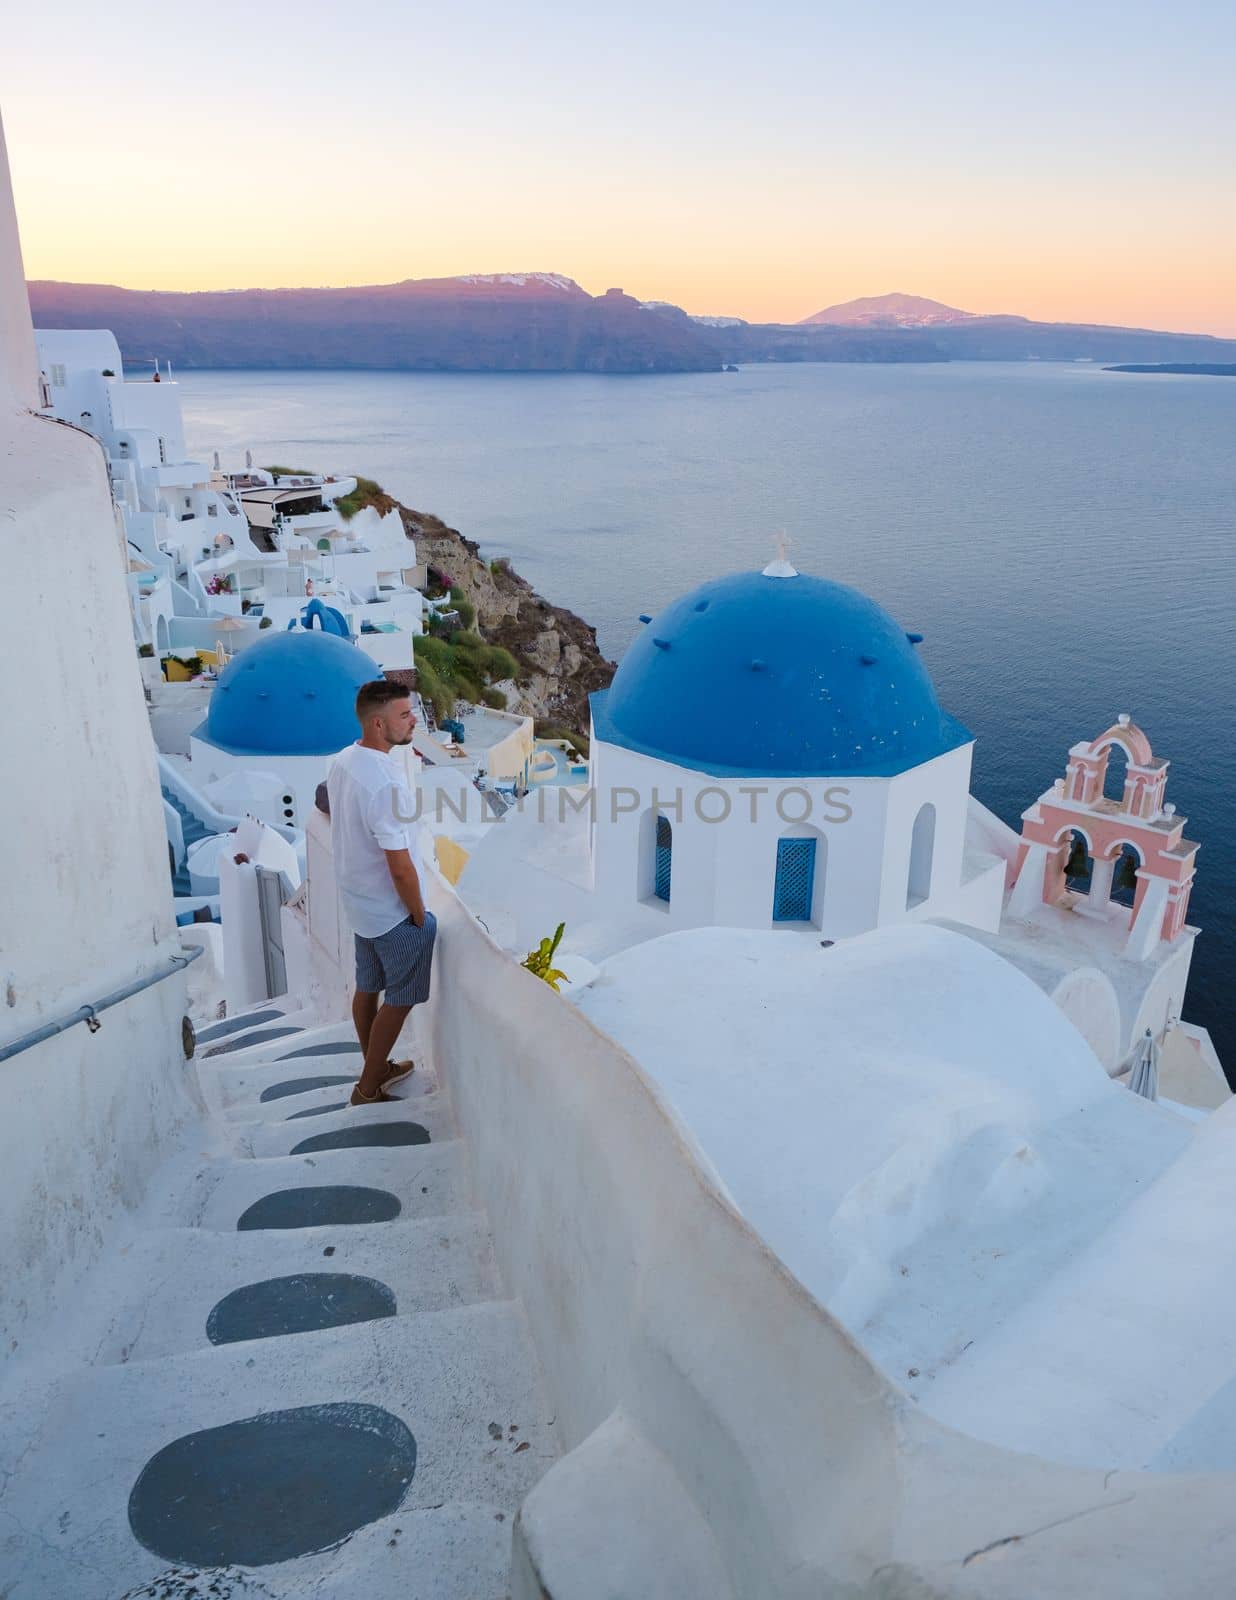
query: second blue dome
[{"left": 202, "top": 629, "right": 380, "bottom": 756}]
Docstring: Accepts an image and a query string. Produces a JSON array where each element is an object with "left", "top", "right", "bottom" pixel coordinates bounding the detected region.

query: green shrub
[
  {"left": 449, "top": 587, "right": 476, "bottom": 631},
  {"left": 259, "top": 616, "right": 273, "bottom": 629},
  {"left": 484, "top": 645, "right": 518, "bottom": 681},
  {"left": 413, "top": 634, "right": 452, "bottom": 672},
  {"left": 450, "top": 632, "right": 517, "bottom": 682},
  {"left": 536, "top": 721, "right": 590, "bottom": 755},
  {"left": 137, "top": 642, "right": 154, "bottom": 657},
  {"left": 414, "top": 628, "right": 515, "bottom": 717},
  {"left": 333, "top": 475, "right": 395, "bottom": 521},
  {"left": 412, "top": 638, "right": 456, "bottom": 719}
]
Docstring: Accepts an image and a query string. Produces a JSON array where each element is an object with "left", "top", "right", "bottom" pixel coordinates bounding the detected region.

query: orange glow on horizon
[
  {"left": 16, "top": 233, "right": 1236, "bottom": 340},
  {"left": 4, "top": 5, "right": 1234, "bottom": 341}
]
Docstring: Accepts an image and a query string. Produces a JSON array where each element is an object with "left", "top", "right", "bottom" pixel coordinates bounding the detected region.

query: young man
[{"left": 327, "top": 680, "right": 436, "bottom": 1106}]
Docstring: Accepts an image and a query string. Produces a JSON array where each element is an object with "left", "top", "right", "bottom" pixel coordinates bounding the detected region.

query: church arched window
[
  {"left": 654, "top": 814, "right": 673, "bottom": 902},
  {"left": 773, "top": 833, "right": 820, "bottom": 923},
  {"left": 1103, "top": 742, "right": 1130, "bottom": 806},
  {"left": 907, "top": 803, "right": 936, "bottom": 909}
]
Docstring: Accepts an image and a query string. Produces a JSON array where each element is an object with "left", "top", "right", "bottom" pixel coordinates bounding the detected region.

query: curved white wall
[
  {"left": 0, "top": 129, "right": 190, "bottom": 1348},
  {"left": 422, "top": 877, "right": 1236, "bottom": 1597},
  {"left": 1049, "top": 965, "right": 1124, "bottom": 1070},
  {"left": 423, "top": 878, "right": 903, "bottom": 1592}
]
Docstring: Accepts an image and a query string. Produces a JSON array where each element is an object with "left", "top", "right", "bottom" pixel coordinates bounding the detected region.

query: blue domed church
[
  {"left": 587, "top": 559, "right": 1005, "bottom": 939},
  {"left": 190, "top": 627, "right": 383, "bottom": 828}
]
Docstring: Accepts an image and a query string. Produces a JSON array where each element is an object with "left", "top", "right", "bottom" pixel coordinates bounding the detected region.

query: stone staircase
[
  {"left": 164, "top": 785, "right": 212, "bottom": 896},
  {"left": 0, "top": 1004, "right": 555, "bottom": 1599}
]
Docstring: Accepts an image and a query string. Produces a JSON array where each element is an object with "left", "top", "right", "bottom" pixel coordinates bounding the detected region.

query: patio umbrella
[
  {"left": 212, "top": 616, "right": 253, "bottom": 666},
  {"left": 1128, "top": 1029, "right": 1160, "bottom": 1101}
]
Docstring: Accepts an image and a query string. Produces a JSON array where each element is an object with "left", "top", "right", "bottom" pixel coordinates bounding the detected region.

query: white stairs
[{"left": 0, "top": 1003, "right": 555, "bottom": 1599}]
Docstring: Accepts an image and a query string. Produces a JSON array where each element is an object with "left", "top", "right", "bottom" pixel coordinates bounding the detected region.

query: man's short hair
[{"left": 355, "top": 679, "right": 411, "bottom": 722}]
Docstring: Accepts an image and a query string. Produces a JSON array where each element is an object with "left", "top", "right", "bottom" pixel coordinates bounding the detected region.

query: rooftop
[{"left": 574, "top": 921, "right": 1236, "bottom": 1472}]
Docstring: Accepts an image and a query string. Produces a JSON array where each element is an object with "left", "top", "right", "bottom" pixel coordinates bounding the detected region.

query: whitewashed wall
[
  {"left": 420, "top": 877, "right": 1236, "bottom": 1598},
  {"left": 188, "top": 736, "right": 328, "bottom": 829},
  {"left": 0, "top": 110, "right": 190, "bottom": 1351},
  {"left": 0, "top": 113, "right": 36, "bottom": 408},
  {"left": 588, "top": 735, "right": 975, "bottom": 937}
]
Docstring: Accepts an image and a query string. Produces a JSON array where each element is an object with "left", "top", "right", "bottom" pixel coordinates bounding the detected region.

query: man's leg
[
  {"left": 356, "top": 1002, "right": 413, "bottom": 1098},
  {"left": 352, "top": 987, "right": 379, "bottom": 1055}
]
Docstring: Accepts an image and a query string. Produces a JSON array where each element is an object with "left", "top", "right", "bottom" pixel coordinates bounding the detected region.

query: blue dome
[
  {"left": 590, "top": 569, "right": 970, "bottom": 778},
  {"left": 201, "top": 630, "right": 381, "bottom": 756}
]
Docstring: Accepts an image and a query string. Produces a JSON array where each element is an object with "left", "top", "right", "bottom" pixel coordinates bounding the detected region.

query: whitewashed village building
[
  {"left": 31, "top": 325, "right": 440, "bottom": 922},
  {"left": 6, "top": 102, "right": 1236, "bottom": 1600},
  {"left": 34, "top": 327, "right": 425, "bottom": 672}
]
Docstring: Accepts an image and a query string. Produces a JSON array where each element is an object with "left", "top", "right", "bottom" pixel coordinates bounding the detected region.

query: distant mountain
[
  {"left": 801, "top": 293, "right": 989, "bottom": 328},
  {"left": 391, "top": 271, "right": 588, "bottom": 301},
  {"left": 641, "top": 301, "right": 749, "bottom": 329},
  {"left": 28, "top": 274, "right": 1236, "bottom": 374},
  {"left": 26, "top": 275, "right": 721, "bottom": 375},
  {"left": 712, "top": 311, "right": 1236, "bottom": 367}
]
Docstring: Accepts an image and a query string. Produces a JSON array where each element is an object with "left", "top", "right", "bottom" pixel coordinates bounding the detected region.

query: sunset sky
[{"left": 4, "top": 0, "right": 1234, "bottom": 333}]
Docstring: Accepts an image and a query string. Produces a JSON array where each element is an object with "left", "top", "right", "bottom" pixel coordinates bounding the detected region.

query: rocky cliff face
[{"left": 401, "top": 504, "right": 614, "bottom": 738}]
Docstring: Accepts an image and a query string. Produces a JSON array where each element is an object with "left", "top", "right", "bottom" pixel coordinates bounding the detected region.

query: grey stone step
[
  {"left": 69, "top": 1213, "right": 501, "bottom": 1366},
  {"left": 150, "top": 1141, "right": 471, "bottom": 1232},
  {"left": 0, "top": 1303, "right": 553, "bottom": 1599},
  {"left": 205, "top": 1055, "right": 438, "bottom": 1121},
  {"left": 0, "top": 1024, "right": 555, "bottom": 1599},
  {"left": 192, "top": 1021, "right": 364, "bottom": 1070},
  {"left": 227, "top": 1092, "right": 454, "bottom": 1159},
  {"left": 195, "top": 1008, "right": 287, "bottom": 1046},
  {"left": 200, "top": 1025, "right": 305, "bottom": 1058}
]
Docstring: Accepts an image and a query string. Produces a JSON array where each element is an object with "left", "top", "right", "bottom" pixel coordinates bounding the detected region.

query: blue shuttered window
[
  {"left": 773, "top": 836, "right": 816, "bottom": 922},
  {"left": 654, "top": 815, "right": 673, "bottom": 902}
]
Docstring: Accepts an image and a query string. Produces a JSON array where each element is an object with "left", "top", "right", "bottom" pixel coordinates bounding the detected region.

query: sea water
[{"left": 181, "top": 362, "right": 1236, "bottom": 1071}]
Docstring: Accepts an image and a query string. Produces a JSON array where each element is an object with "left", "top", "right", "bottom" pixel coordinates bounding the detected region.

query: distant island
[
  {"left": 799, "top": 292, "right": 989, "bottom": 328},
  {"left": 1105, "top": 363, "right": 1236, "bottom": 377},
  {"left": 25, "top": 279, "right": 1236, "bottom": 376}
]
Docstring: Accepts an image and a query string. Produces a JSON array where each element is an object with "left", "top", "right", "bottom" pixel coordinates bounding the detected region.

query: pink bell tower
[{"left": 1009, "top": 716, "right": 1198, "bottom": 958}]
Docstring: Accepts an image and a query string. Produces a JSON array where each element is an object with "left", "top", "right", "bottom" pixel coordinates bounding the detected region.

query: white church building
[
  {"left": 457, "top": 556, "right": 1219, "bottom": 1096},
  {"left": 586, "top": 556, "right": 1003, "bottom": 938}
]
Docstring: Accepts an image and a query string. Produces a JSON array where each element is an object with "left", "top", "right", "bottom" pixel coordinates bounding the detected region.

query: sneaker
[
  {"left": 350, "top": 1083, "right": 396, "bottom": 1107},
  {"left": 383, "top": 1058, "right": 416, "bottom": 1087}
]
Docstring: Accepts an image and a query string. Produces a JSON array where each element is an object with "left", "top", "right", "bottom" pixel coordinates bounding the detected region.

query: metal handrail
[{"left": 0, "top": 945, "right": 203, "bottom": 1064}]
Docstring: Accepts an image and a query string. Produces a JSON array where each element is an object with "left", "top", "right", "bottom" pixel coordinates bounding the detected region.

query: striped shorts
[{"left": 354, "top": 911, "right": 437, "bottom": 1007}]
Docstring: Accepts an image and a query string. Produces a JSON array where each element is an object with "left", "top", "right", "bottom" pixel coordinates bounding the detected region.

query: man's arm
[{"left": 384, "top": 847, "right": 426, "bottom": 928}]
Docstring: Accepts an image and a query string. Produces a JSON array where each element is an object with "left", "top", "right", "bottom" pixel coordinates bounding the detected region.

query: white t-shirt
[{"left": 327, "top": 743, "right": 424, "bottom": 938}]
